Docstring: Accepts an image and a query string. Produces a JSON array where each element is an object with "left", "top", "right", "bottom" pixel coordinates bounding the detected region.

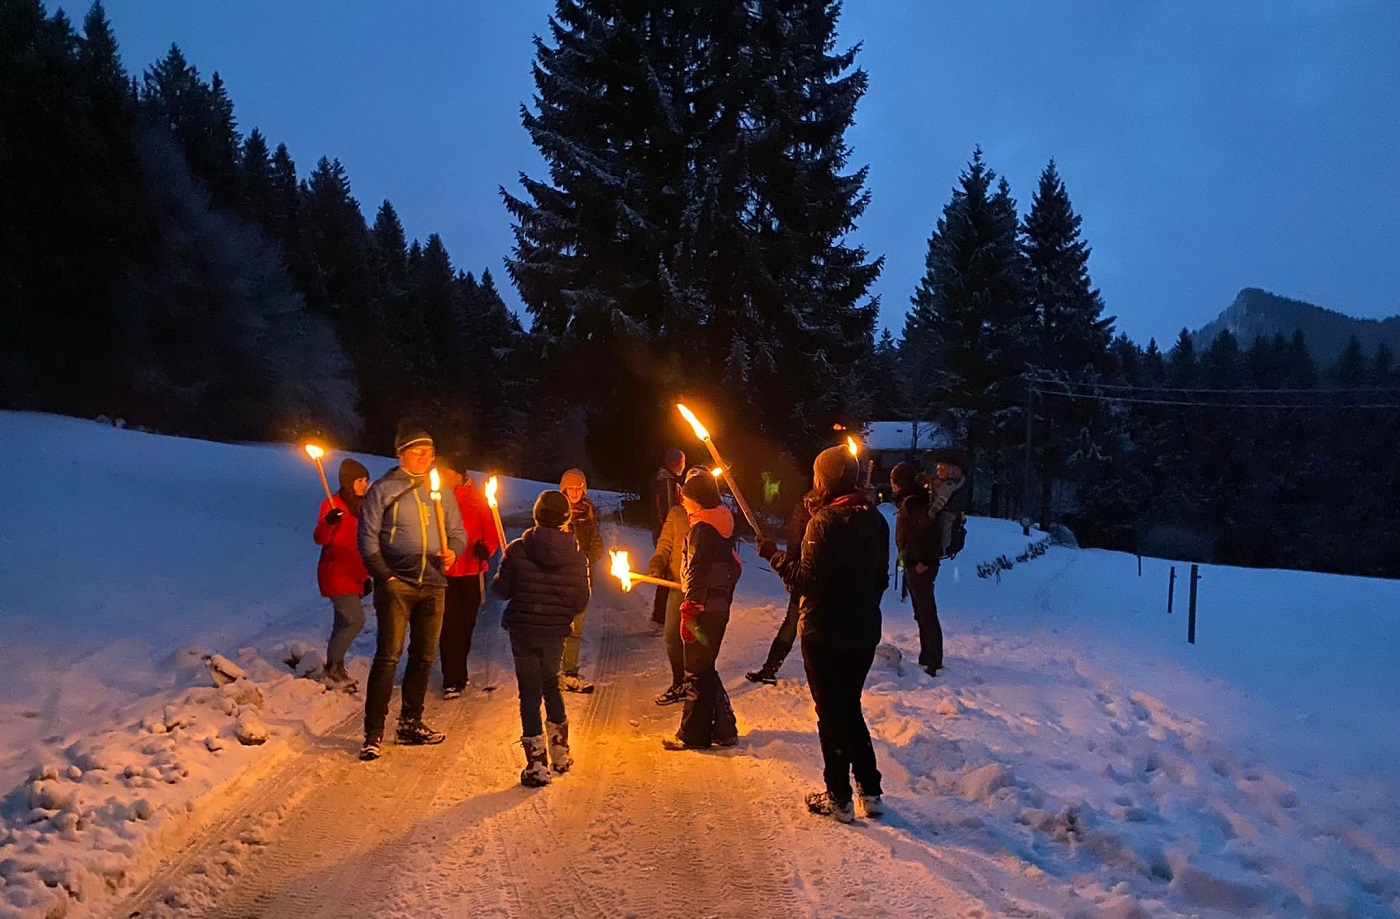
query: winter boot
[
  {"left": 521, "top": 734, "right": 552, "bottom": 787},
  {"left": 855, "top": 783, "right": 885, "bottom": 818},
  {"left": 805, "top": 790, "right": 855, "bottom": 823},
  {"left": 654, "top": 682, "right": 686, "bottom": 706},
  {"left": 359, "top": 732, "right": 382, "bottom": 762},
  {"left": 560, "top": 672, "right": 595, "bottom": 694},
  {"left": 745, "top": 665, "right": 779, "bottom": 685},
  {"left": 396, "top": 719, "right": 446, "bottom": 746},
  {"left": 546, "top": 720, "right": 573, "bottom": 774}
]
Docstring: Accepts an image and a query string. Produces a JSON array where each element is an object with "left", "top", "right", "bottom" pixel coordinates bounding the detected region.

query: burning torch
[
  {"left": 847, "top": 435, "right": 874, "bottom": 489},
  {"left": 608, "top": 549, "right": 680, "bottom": 592},
  {"left": 303, "top": 443, "right": 333, "bottom": 503},
  {"left": 428, "top": 468, "right": 450, "bottom": 556},
  {"left": 484, "top": 475, "right": 509, "bottom": 549},
  {"left": 676, "top": 403, "right": 765, "bottom": 540}
]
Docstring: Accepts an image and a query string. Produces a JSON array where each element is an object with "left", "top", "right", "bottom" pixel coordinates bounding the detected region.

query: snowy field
[{"left": 1, "top": 410, "right": 1398, "bottom": 918}]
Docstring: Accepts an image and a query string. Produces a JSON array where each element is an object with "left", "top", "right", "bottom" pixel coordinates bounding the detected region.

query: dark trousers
[
  {"left": 677, "top": 607, "right": 736, "bottom": 747},
  {"left": 662, "top": 588, "right": 684, "bottom": 684},
  {"left": 440, "top": 573, "right": 484, "bottom": 686},
  {"left": 802, "top": 636, "right": 881, "bottom": 803},
  {"left": 651, "top": 584, "right": 669, "bottom": 625},
  {"left": 509, "top": 632, "right": 566, "bottom": 737},
  {"left": 905, "top": 565, "right": 943, "bottom": 669},
  {"left": 364, "top": 579, "right": 445, "bottom": 737},
  {"left": 762, "top": 592, "right": 801, "bottom": 672}
]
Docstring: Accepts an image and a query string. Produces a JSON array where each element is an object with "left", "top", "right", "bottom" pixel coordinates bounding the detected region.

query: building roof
[{"left": 862, "top": 420, "right": 950, "bottom": 453}]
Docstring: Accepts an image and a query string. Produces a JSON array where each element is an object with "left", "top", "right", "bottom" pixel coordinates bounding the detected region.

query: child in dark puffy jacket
[{"left": 492, "top": 490, "right": 592, "bottom": 787}]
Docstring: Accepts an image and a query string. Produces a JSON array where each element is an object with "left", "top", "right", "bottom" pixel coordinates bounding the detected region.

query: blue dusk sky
[{"left": 79, "top": 1, "right": 1400, "bottom": 346}]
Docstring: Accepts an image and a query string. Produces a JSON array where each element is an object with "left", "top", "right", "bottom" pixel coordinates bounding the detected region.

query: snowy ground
[{"left": 1, "top": 411, "right": 1398, "bottom": 918}]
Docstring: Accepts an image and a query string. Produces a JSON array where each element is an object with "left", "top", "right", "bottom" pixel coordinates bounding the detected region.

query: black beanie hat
[
  {"left": 533, "top": 489, "right": 572, "bottom": 529},
  {"left": 889, "top": 461, "right": 917, "bottom": 493},
  {"left": 338, "top": 458, "right": 370, "bottom": 491},
  {"left": 813, "top": 445, "right": 859, "bottom": 496},
  {"left": 394, "top": 421, "right": 434, "bottom": 455},
  {"left": 681, "top": 467, "right": 722, "bottom": 509}
]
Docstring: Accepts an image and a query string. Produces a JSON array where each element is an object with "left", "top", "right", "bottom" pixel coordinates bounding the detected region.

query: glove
[
  {"left": 472, "top": 539, "right": 491, "bottom": 561},
  {"left": 361, "top": 577, "right": 373, "bottom": 598},
  {"left": 647, "top": 555, "right": 667, "bottom": 579},
  {"left": 323, "top": 508, "right": 344, "bottom": 525},
  {"left": 756, "top": 537, "right": 778, "bottom": 561},
  {"left": 678, "top": 599, "right": 702, "bottom": 644}
]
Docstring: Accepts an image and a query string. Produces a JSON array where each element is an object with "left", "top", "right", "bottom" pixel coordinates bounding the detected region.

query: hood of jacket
[
  {"left": 687, "top": 504, "right": 734, "bottom": 539},
  {"left": 521, "top": 524, "right": 582, "bottom": 568}
]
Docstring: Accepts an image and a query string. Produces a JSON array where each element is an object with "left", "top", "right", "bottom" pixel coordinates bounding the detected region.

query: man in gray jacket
[{"left": 357, "top": 423, "right": 466, "bottom": 761}]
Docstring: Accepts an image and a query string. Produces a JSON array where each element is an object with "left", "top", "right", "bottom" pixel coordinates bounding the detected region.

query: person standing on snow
[
  {"left": 649, "top": 447, "right": 686, "bottom": 626},
  {"left": 662, "top": 468, "right": 741, "bottom": 751},
  {"left": 891, "top": 461, "right": 944, "bottom": 677},
  {"left": 313, "top": 457, "right": 371, "bottom": 693},
  {"left": 493, "top": 489, "right": 591, "bottom": 786},
  {"left": 435, "top": 455, "right": 500, "bottom": 698},
  {"left": 758, "top": 446, "right": 889, "bottom": 823},
  {"left": 745, "top": 484, "right": 819, "bottom": 686},
  {"left": 558, "top": 468, "right": 604, "bottom": 693},
  {"left": 356, "top": 424, "right": 466, "bottom": 761},
  {"left": 648, "top": 482, "right": 693, "bottom": 705}
]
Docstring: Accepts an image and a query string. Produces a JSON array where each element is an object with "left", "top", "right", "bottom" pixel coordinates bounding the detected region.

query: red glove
[{"left": 678, "top": 599, "right": 702, "bottom": 644}]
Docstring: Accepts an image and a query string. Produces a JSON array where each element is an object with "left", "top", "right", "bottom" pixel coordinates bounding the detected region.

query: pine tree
[{"left": 905, "top": 148, "right": 1033, "bottom": 513}]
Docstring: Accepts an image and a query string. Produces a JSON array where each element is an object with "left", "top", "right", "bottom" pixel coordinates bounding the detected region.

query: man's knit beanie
[
  {"left": 533, "top": 490, "right": 572, "bottom": 529},
  {"left": 559, "top": 468, "right": 587, "bottom": 492},
  {"left": 812, "top": 445, "right": 859, "bottom": 496},
  {"left": 663, "top": 447, "right": 685, "bottom": 467},
  {"left": 889, "top": 461, "right": 917, "bottom": 494},
  {"left": 394, "top": 421, "right": 434, "bottom": 455},
  {"left": 681, "top": 467, "right": 722, "bottom": 509}
]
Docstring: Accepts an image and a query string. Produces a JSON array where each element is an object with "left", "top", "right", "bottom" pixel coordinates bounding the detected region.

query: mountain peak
[{"left": 1194, "top": 288, "right": 1400, "bottom": 364}]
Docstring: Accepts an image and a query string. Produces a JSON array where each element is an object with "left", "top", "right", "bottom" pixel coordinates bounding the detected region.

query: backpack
[{"left": 946, "top": 512, "right": 968, "bottom": 559}]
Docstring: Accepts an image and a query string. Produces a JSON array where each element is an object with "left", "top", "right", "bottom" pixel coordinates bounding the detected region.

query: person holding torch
[
  {"left": 312, "top": 456, "right": 371, "bottom": 693},
  {"left": 434, "top": 456, "right": 500, "bottom": 698},
  {"left": 757, "top": 446, "right": 890, "bottom": 822},
  {"left": 355, "top": 423, "right": 466, "bottom": 762}
]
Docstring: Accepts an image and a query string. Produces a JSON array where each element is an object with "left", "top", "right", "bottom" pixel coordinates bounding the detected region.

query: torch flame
[
  {"left": 485, "top": 475, "right": 499, "bottom": 508},
  {"left": 711, "top": 467, "right": 723, "bottom": 478},
  {"left": 428, "top": 468, "right": 441, "bottom": 496},
  {"left": 846, "top": 436, "right": 859, "bottom": 458},
  {"left": 304, "top": 444, "right": 325, "bottom": 460},
  {"left": 676, "top": 403, "right": 710, "bottom": 441},
  {"left": 609, "top": 549, "right": 634, "bottom": 592}
]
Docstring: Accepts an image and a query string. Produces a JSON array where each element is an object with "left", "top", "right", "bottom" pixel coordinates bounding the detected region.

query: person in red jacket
[
  {"left": 436, "top": 456, "right": 501, "bottom": 698},
  {"left": 313, "top": 457, "right": 371, "bottom": 692}
]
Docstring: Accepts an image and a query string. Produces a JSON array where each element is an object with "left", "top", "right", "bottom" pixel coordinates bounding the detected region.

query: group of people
[{"left": 310, "top": 419, "right": 969, "bottom": 823}]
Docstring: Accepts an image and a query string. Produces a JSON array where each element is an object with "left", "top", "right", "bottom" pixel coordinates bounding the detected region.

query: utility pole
[{"left": 1021, "top": 383, "right": 1033, "bottom": 535}]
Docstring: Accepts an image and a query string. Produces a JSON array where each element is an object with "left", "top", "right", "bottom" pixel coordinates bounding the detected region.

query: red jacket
[
  {"left": 446, "top": 478, "right": 501, "bottom": 577},
  {"left": 314, "top": 495, "right": 370, "bottom": 597}
]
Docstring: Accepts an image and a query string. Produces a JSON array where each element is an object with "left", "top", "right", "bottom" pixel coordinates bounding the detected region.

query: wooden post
[{"left": 1188, "top": 564, "right": 1199, "bottom": 644}]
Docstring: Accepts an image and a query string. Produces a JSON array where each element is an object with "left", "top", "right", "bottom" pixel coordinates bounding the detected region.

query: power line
[
  {"left": 1027, "top": 387, "right": 1400, "bottom": 410},
  {"left": 1024, "top": 376, "right": 1400, "bottom": 396}
]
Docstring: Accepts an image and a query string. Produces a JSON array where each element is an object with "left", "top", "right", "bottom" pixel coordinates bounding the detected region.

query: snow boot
[
  {"left": 745, "top": 665, "right": 778, "bottom": 685},
  {"left": 443, "top": 683, "right": 465, "bottom": 700},
  {"left": 654, "top": 682, "right": 686, "bottom": 706},
  {"left": 325, "top": 662, "right": 359, "bottom": 693},
  {"left": 805, "top": 790, "right": 855, "bottom": 823},
  {"left": 359, "top": 733, "right": 382, "bottom": 762},
  {"left": 560, "top": 672, "right": 595, "bottom": 694},
  {"left": 546, "top": 720, "right": 573, "bottom": 774},
  {"left": 396, "top": 719, "right": 446, "bottom": 746},
  {"left": 521, "top": 734, "right": 552, "bottom": 787},
  {"left": 856, "top": 783, "right": 884, "bottom": 818}
]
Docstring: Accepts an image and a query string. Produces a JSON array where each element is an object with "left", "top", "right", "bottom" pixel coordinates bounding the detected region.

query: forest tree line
[{"left": 2, "top": 0, "right": 1396, "bottom": 577}]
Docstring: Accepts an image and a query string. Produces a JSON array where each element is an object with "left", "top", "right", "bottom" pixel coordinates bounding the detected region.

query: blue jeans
[
  {"left": 364, "top": 579, "right": 444, "bottom": 737},
  {"left": 327, "top": 593, "right": 366, "bottom": 666},
  {"left": 510, "top": 632, "right": 566, "bottom": 737}
]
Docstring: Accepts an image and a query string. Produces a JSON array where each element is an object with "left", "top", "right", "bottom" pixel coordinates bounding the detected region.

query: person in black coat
[
  {"left": 758, "top": 446, "right": 890, "bottom": 823},
  {"left": 662, "top": 468, "right": 742, "bottom": 750},
  {"left": 493, "top": 490, "right": 592, "bottom": 786},
  {"left": 891, "top": 461, "right": 944, "bottom": 675}
]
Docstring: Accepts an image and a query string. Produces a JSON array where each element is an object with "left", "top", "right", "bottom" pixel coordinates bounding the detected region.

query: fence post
[
  {"left": 1167, "top": 566, "right": 1176, "bottom": 614},
  {"left": 1187, "top": 564, "right": 1199, "bottom": 644}
]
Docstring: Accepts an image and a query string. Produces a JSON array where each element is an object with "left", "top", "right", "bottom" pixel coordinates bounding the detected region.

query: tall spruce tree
[
  {"left": 504, "top": 0, "right": 879, "bottom": 482},
  {"left": 905, "top": 148, "right": 1033, "bottom": 514}
]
